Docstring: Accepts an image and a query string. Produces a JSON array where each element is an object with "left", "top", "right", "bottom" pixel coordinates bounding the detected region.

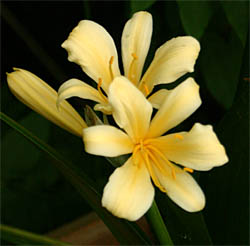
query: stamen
[
  {"left": 143, "top": 152, "right": 166, "bottom": 193},
  {"left": 145, "top": 149, "right": 170, "bottom": 178},
  {"left": 97, "top": 78, "right": 108, "bottom": 103},
  {"left": 140, "top": 139, "right": 144, "bottom": 151},
  {"left": 132, "top": 144, "right": 141, "bottom": 166},
  {"left": 175, "top": 134, "right": 184, "bottom": 140},
  {"left": 141, "top": 81, "right": 149, "bottom": 96},
  {"left": 109, "top": 56, "right": 114, "bottom": 81},
  {"left": 184, "top": 167, "right": 194, "bottom": 173},
  {"left": 146, "top": 145, "right": 176, "bottom": 179},
  {"left": 128, "top": 53, "right": 138, "bottom": 84}
]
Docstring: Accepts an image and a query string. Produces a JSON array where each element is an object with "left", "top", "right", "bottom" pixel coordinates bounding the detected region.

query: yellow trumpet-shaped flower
[
  {"left": 57, "top": 11, "right": 200, "bottom": 114},
  {"left": 83, "top": 76, "right": 228, "bottom": 221},
  {"left": 7, "top": 68, "right": 87, "bottom": 136}
]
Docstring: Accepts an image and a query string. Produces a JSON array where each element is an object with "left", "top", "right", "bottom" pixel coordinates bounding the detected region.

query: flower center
[{"left": 132, "top": 139, "right": 177, "bottom": 193}]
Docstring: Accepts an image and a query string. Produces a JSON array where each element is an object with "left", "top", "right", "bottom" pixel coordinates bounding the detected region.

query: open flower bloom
[
  {"left": 83, "top": 76, "right": 228, "bottom": 221},
  {"left": 7, "top": 68, "right": 87, "bottom": 137},
  {"left": 57, "top": 11, "right": 200, "bottom": 114}
]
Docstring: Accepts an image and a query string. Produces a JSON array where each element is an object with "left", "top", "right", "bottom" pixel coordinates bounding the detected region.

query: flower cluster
[{"left": 7, "top": 11, "right": 228, "bottom": 221}]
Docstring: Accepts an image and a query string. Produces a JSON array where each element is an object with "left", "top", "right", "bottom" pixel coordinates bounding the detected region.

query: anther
[
  {"left": 142, "top": 81, "right": 149, "bottom": 96},
  {"left": 97, "top": 78, "right": 108, "bottom": 102},
  {"left": 131, "top": 53, "right": 138, "bottom": 60},
  {"left": 128, "top": 53, "right": 138, "bottom": 84},
  {"left": 109, "top": 56, "right": 114, "bottom": 80},
  {"left": 109, "top": 56, "right": 114, "bottom": 65},
  {"left": 184, "top": 167, "right": 194, "bottom": 173},
  {"left": 175, "top": 134, "right": 184, "bottom": 140}
]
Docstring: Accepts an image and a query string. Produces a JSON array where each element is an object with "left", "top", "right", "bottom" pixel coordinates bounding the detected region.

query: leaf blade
[{"left": 0, "top": 112, "right": 152, "bottom": 245}]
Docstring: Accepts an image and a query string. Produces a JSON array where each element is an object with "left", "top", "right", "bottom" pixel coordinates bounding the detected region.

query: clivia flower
[
  {"left": 83, "top": 76, "right": 228, "bottom": 221},
  {"left": 57, "top": 11, "right": 200, "bottom": 114},
  {"left": 7, "top": 68, "right": 87, "bottom": 136}
]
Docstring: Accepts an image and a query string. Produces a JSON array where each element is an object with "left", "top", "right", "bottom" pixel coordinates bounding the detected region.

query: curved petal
[
  {"left": 57, "top": 78, "right": 107, "bottom": 109},
  {"left": 122, "top": 11, "right": 152, "bottom": 85},
  {"left": 62, "top": 20, "right": 120, "bottom": 92},
  {"left": 147, "top": 89, "right": 170, "bottom": 109},
  {"left": 155, "top": 123, "right": 229, "bottom": 170},
  {"left": 83, "top": 125, "right": 134, "bottom": 157},
  {"left": 102, "top": 157, "right": 154, "bottom": 221},
  {"left": 153, "top": 160, "right": 205, "bottom": 212},
  {"left": 140, "top": 36, "right": 200, "bottom": 94},
  {"left": 94, "top": 103, "right": 113, "bottom": 115},
  {"left": 7, "top": 68, "right": 86, "bottom": 137},
  {"left": 108, "top": 76, "right": 152, "bottom": 142},
  {"left": 147, "top": 78, "right": 201, "bottom": 138}
]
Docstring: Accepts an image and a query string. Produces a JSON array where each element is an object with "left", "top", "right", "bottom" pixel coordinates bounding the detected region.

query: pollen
[
  {"left": 109, "top": 56, "right": 114, "bottom": 81},
  {"left": 128, "top": 53, "right": 138, "bottom": 84},
  {"left": 184, "top": 167, "right": 194, "bottom": 173},
  {"left": 175, "top": 134, "right": 184, "bottom": 140},
  {"left": 131, "top": 53, "right": 138, "bottom": 60},
  {"left": 97, "top": 78, "right": 108, "bottom": 102},
  {"left": 141, "top": 81, "right": 149, "bottom": 96}
]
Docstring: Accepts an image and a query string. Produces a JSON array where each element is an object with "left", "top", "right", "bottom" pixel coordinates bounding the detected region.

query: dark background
[{"left": 1, "top": 1, "right": 249, "bottom": 245}]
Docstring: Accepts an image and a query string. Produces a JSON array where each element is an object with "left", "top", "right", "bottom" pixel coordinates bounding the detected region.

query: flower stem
[{"left": 146, "top": 200, "right": 173, "bottom": 245}]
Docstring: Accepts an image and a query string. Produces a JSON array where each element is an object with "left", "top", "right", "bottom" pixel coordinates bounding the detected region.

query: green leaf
[
  {"left": 177, "top": 0, "right": 215, "bottom": 39},
  {"left": 2, "top": 112, "right": 50, "bottom": 177},
  {"left": 221, "top": 1, "right": 249, "bottom": 46},
  {"left": 200, "top": 38, "right": 249, "bottom": 245},
  {"left": 156, "top": 192, "right": 212, "bottom": 245},
  {"left": 146, "top": 200, "right": 173, "bottom": 245},
  {"left": 1, "top": 224, "right": 70, "bottom": 245},
  {"left": 200, "top": 10, "right": 244, "bottom": 109},
  {"left": 130, "top": 0, "right": 156, "bottom": 14},
  {"left": 0, "top": 112, "right": 151, "bottom": 245}
]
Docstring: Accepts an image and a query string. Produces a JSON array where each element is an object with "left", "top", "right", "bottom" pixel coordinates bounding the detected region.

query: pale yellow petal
[
  {"left": 102, "top": 157, "right": 154, "bottom": 221},
  {"left": 57, "top": 78, "right": 106, "bottom": 109},
  {"left": 153, "top": 161, "right": 205, "bottom": 212},
  {"left": 83, "top": 125, "right": 133, "bottom": 157},
  {"left": 108, "top": 76, "right": 152, "bottom": 142},
  {"left": 147, "top": 89, "right": 170, "bottom": 109},
  {"left": 147, "top": 78, "right": 201, "bottom": 138},
  {"left": 62, "top": 20, "right": 120, "bottom": 92},
  {"left": 122, "top": 11, "right": 152, "bottom": 85},
  {"left": 7, "top": 68, "right": 86, "bottom": 137},
  {"left": 93, "top": 103, "right": 113, "bottom": 115},
  {"left": 155, "top": 123, "right": 229, "bottom": 170},
  {"left": 140, "top": 36, "right": 200, "bottom": 93}
]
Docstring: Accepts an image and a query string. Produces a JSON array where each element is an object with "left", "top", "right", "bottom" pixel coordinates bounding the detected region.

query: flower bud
[{"left": 7, "top": 68, "right": 87, "bottom": 136}]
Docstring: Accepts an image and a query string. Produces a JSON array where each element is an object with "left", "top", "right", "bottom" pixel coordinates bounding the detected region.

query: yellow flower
[
  {"left": 7, "top": 68, "right": 87, "bottom": 136},
  {"left": 83, "top": 76, "right": 228, "bottom": 221},
  {"left": 57, "top": 11, "right": 200, "bottom": 114}
]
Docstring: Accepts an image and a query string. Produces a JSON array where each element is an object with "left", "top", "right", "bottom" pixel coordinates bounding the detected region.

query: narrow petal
[
  {"left": 108, "top": 76, "right": 152, "bottom": 142},
  {"left": 102, "top": 157, "right": 154, "bottom": 221},
  {"left": 57, "top": 78, "right": 106, "bottom": 108},
  {"left": 147, "top": 89, "right": 170, "bottom": 109},
  {"left": 153, "top": 160, "right": 205, "bottom": 212},
  {"left": 147, "top": 78, "right": 201, "bottom": 138},
  {"left": 122, "top": 11, "right": 152, "bottom": 85},
  {"left": 140, "top": 36, "right": 200, "bottom": 94},
  {"left": 7, "top": 68, "right": 86, "bottom": 137},
  {"left": 83, "top": 125, "right": 133, "bottom": 157},
  {"left": 155, "top": 123, "right": 229, "bottom": 170},
  {"left": 62, "top": 20, "right": 120, "bottom": 92}
]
